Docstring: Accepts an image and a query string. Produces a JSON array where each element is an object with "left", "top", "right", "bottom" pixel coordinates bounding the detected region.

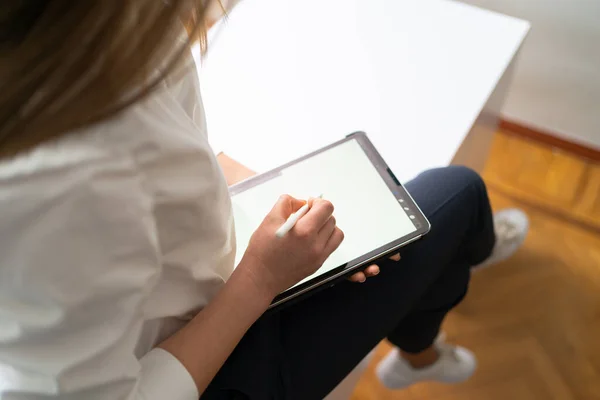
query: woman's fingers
[
  {"left": 348, "top": 271, "right": 366, "bottom": 283},
  {"left": 347, "top": 251, "right": 401, "bottom": 283},
  {"left": 348, "top": 264, "right": 379, "bottom": 283},
  {"left": 319, "top": 216, "right": 336, "bottom": 241},
  {"left": 322, "top": 227, "right": 344, "bottom": 259},
  {"left": 364, "top": 264, "right": 380, "bottom": 277},
  {"left": 300, "top": 198, "right": 335, "bottom": 231},
  {"left": 272, "top": 194, "right": 306, "bottom": 220}
]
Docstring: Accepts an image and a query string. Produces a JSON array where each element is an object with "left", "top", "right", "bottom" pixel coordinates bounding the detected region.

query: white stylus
[{"left": 275, "top": 194, "right": 323, "bottom": 238}]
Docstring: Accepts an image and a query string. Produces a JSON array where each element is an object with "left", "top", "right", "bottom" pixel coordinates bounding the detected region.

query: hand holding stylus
[
  {"left": 239, "top": 194, "right": 343, "bottom": 297},
  {"left": 275, "top": 194, "right": 323, "bottom": 238}
]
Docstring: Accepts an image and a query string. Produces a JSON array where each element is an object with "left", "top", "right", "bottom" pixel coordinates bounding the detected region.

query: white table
[
  {"left": 200, "top": 0, "right": 529, "bottom": 183},
  {"left": 198, "top": 0, "right": 529, "bottom": 397}
]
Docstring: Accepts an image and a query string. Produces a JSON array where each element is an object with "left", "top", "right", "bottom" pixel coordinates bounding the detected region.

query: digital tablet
[{"left": 230, "top": 132, "right": 430, "bottom": 308}]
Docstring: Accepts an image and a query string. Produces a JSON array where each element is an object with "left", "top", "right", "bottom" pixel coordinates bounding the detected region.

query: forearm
[
  {"left": 158, "top": 260, "right": 273, "bottom": 395},
  {"left": 158, "top": 147, "right": 258, "bottom": 393}
]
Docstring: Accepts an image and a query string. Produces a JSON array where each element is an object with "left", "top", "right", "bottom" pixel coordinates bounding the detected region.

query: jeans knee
[
  {"left": 407, "top": 165, "right": 491, "bottom": 224},
  {"left": 445, "top": 165, "right": 486, "bottom": 192}
]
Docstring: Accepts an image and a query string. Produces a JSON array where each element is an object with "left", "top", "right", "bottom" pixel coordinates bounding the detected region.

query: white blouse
[{"left": 0, "top": 57, "right": 235, "bottom": 398}]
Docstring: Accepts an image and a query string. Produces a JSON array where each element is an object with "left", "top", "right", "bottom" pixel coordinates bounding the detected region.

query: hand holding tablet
[{"left": 274, "top": 193, "right": 398, "bottom": 283}]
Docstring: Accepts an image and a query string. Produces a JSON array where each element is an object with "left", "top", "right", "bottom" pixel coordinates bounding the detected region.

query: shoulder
[
  {"left": 0, "top": 133, "right": 161, "bottom": 310},
  {"left": 0, "top": 129, "right": 156, "bottom": 243},
  {"left": 0, "top": 118, "right": 146, "bottom": 198},
  {"left": 0, "top": 114, "right": 163, "bottom": 270}
]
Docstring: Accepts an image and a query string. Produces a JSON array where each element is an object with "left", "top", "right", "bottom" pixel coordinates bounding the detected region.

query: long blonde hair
[{"left": 0, "top": 1, "right": 216, "bottom": 158}]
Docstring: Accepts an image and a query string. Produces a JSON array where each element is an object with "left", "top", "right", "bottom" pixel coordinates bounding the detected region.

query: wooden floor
[
  {"left": 484, "top": 132, "right": 600, "bottom": 232},
  {"left": 351, "top": 132, "right": 600, "bottom": 400}
]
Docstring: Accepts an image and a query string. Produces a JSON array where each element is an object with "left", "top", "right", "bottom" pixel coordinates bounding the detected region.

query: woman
[{"left": 0, "top": 1, "right": 528, "bottom": 399}]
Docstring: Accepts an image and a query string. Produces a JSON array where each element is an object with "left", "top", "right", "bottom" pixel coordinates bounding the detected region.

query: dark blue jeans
[{"left": 203, "top": 166, "right": 496, "bottom": 400}]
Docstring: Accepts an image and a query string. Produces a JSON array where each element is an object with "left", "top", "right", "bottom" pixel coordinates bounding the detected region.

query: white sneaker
[
  {"left": 376, "top": 339, "right": 477, "bottom": 389},
  {"left": 473, "top": 208, "right": 529, "bottom": 270}
]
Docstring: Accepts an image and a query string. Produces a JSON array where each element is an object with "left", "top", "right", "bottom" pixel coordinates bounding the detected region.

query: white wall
[{"left": 459, "top": 0, "right": 600, "bottom": 149}]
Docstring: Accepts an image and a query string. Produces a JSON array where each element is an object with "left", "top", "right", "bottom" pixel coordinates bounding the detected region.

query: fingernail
[
  {"left": 360, "top": 277, "right": 366, "bottom": 283},
  {"left": 372, "top": 270, "right": 380, "bottom": 276}
]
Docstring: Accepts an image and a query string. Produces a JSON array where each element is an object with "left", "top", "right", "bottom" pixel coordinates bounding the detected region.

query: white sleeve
[{"left": 0, "top": 155, "right": 198, "bottom": 400}]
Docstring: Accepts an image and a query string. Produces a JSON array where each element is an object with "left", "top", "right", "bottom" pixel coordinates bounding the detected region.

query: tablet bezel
[{"left": 229, "top": 131, "right": 431, "bottom": 308}]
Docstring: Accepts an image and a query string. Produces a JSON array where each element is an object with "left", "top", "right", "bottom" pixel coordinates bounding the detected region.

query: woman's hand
[
  {"left": 347, "top": 253, "right": 401, "bottom": 283},
  {"left": 215, "top": 154, "right": 398, "bottom": 285},
  {"left": 239, "top": 195, "right": 344, "bottom": 298}
]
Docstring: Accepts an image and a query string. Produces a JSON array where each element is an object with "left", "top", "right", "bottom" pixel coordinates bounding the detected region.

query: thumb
[{"left": 273, "top": 194, "right": 306, "bottom": 218}]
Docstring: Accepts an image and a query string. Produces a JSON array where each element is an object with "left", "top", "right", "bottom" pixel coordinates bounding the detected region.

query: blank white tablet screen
[{"left": 231, "top": 139, "right": 417, "bottom": 288}]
